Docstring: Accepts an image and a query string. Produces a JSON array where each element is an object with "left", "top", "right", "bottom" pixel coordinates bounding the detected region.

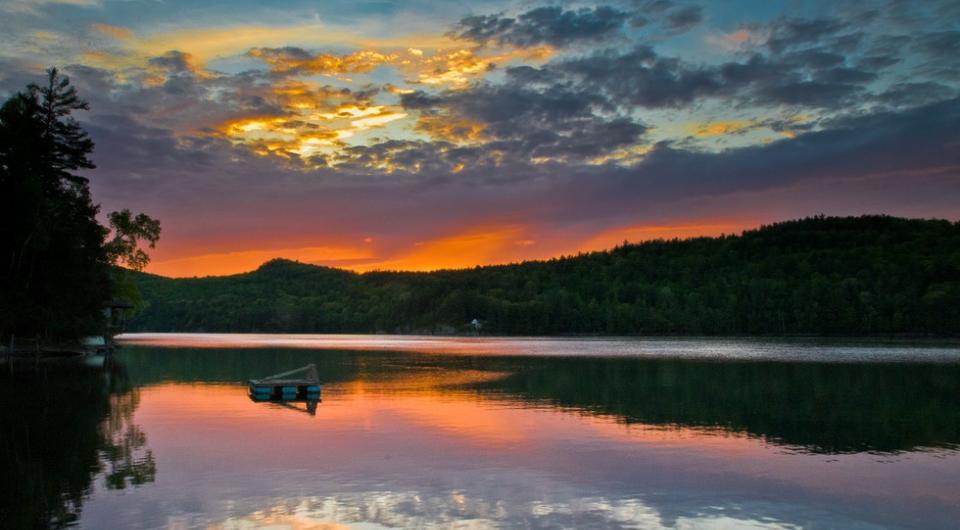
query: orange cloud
[
  {"left": 578, "top": 221, "right": 755, "bottom": 252},
  {"left": 687, "top": 120, "right": 757, "bottom": 137},
  {"left": 248, "top": 47, "right": 394, "bottom": 75},
  {"left": 410, "top": 46, "right": 552, "bottom": 88},
  {"left": 147, "top": 245, "right": 374, "bottom": 277},
  {"left": 414, "top": 114, "right": 487, "bottom": 144},
  {"left": 705, "top": 27, "right": 770, "bottom": 52},
  {"left": 352, "top": 226, "right": 538, "bottom": 272},
  {"left": 216, "top": 82, "right": 408, "bottom": 162}
]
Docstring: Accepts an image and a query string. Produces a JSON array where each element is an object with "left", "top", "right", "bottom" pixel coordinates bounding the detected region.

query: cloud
[
  {"left": 664, "top": 5, "right": 703, "bottom": 34},
  {"left": 90, "top": 23, "right": 132, "bottom": 40},
  {"left": 0, "top": 0, "right": 100, "bottom": 15},
  {"left": 130, "top": 23, "right": 455, "bottom": 64},
  {"left": 399, "top": 79, "right": 648, "bottom": 167},
  {"left": 147, "top": 50, "right": 207, "bottom": 77},
  {"left": 512, "top": 40, "right": 881, "bottom": 111},
  {"left": 876, "top": 82, "right": 956, "bottom": 108},
  {"left": 763, "top": 17, "right": 851, "bottom": 54},
  {"left": 450, "top": 6, "right": 628, "bottom": 48},
  {"left": 548, "top": 45, "right": 721, "bottom": 108},
  {"left": 247, "top": 47, "right": 394, "bottom": 76},
  {"left": 687, "top": 120, "right": 757, "bottom": 137}
]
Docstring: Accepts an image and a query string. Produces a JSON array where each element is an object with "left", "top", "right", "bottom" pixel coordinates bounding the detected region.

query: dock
[{"left": 248, "top": 363, "right": 321, "bottom": 402}]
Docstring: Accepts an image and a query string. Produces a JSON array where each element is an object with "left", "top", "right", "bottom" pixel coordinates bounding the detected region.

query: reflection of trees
[
  {"left": 116, "top": 346, "right": 364, "bottom": 386},
  {"left": 472, "top": 357, "right": 960, "bottom": 454},
  {"left": 111, "top": 345, "right": 960, "bottom": 455},
  {"left": 100, "top": 391, "right": 156, "bottom": 490},
  {"left": 0, "top": 363, "right": 155, "bottom": 528}
]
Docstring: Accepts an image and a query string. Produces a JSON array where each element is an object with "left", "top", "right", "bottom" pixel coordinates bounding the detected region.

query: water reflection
[
  {"left": 4, "top": 337, "right": 960, "bottom": 529},
  {"left": 474, "top": 357, "right": 960, "bottom": 454},
  {"left": 0, "top": 363, "right": 155, "bottom": 528},
  {"left": 113, "top": 343, "right": 960, "bottom": 453}
]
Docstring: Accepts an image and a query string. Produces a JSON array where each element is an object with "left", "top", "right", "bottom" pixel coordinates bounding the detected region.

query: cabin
[{"left": 104, "top": 299, "right": 135, "bottom": 334}]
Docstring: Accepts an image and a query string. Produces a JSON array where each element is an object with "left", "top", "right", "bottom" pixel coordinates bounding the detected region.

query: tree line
[
  {"left": 130, "top": 215, "right": 960, "bottom": 336},
  {"left": 1, "top": 69, "right": 160, "bottom": 344}
]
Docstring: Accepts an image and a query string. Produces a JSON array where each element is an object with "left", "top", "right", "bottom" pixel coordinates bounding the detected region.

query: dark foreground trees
[{"left": 0, "top": 69, "right": 160, "bottom": 343}]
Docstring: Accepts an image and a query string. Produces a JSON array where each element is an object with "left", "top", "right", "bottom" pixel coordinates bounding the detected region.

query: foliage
[
  {"left": 105, "top": 209, "right": 161, "bottom": 272},
  {"left": 131, "top": 215, "right": 960, "bottom": 336},
  {"left": 0, "top": 69, "right": 160, "bottom": 341}
]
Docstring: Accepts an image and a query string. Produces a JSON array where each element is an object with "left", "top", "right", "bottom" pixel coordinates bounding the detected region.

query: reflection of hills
[
  {"left": 115, "top": 346, "right": 377, "bottom": 386},
  {"left": 475, "top": 357, "right": 960, "bottom": 454},
  {"left": 114, "top": 346, "right": 960, "bottom": 454},
  {"left": 0, "top": 364, "right": 155, "bottom": 528}
]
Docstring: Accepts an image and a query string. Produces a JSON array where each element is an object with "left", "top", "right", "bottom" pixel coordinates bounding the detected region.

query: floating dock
[{"left": 248, "top": 363, "right": 321, "bottom": 402}]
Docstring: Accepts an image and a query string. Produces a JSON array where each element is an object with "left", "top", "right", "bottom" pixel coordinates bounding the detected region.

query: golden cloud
[
  {"left": 409, "top": 46, "right": 552, "bottom": 88},
  {"left": 688, "top": 120, "right": 757, "bottom": 137},
  {"left": 414, "top": 115, "right": 487, "bottom": 144},
  {"left": 217, "top": 81, "right": 408, "bottom": 162},
  {"left": 248, "top": 47, "right": 394, "bottom": 75}
]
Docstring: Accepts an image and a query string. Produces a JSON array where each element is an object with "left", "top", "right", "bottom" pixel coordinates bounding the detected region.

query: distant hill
[{"left": 129, "top": 215, "right": 960, "bottom": 336}]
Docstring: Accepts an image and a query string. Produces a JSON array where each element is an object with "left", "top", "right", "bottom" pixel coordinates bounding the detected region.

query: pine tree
[{"left": 0, "top": 68, "right": 160, "bottom": 343}]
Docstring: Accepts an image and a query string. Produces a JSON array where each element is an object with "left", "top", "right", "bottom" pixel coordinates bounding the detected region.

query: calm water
[{"left": 3, "top": 335, "right": 960, "bottom": 529}]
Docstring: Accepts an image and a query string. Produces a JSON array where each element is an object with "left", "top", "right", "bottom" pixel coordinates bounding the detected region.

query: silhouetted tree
[{"left": 0, "top": 68, "right": 161, "bottom": 343}]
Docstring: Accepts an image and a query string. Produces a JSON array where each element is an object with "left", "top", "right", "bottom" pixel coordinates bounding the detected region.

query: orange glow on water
[
  {"left": 131, "top": 381, "right": 960, "bottom": 512},
  {"left": 135, "top": 383, "right": 774, "bottom": 455}
]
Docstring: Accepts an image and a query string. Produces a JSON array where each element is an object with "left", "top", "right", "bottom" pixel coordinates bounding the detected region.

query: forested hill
[{"left": 129, "top": 216, "right": 960, "bottom": 336}]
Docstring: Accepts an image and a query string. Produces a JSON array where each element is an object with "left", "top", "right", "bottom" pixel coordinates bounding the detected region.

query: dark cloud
[
  {"left": 552, "top": 45, "right": 720, "bottom": 108},
  {"left": 631, "top": 0, "right": 674, "bottom": 12},
  {"left": 764, "top": 17, "right": 851, "bottom": 54},
  {"left": 450, "top": 6, "right": 629, "bottom": 47},
  {"left": 827, "top": 32, "right": 865, "bottom": 53},
  {"left": 913, "top": 30, "right": 960, "bottom": 58},
  {"left": 876, "top": 82, "right": 957, "bottom": 108},
  {"left": 496, "top": 41, "right": 876, "bottom": 111},
  {"left": 147, "top": 50, "right": 200, "bottom": 75},
  {"left": 664, "top": 5, "right": 703, "bottom": 33},
  {"left": 560, "top": 97, "right": 960, "bottom": 218},
  {"left": 783, "top": 49, "right": 846, "bottom": 70},
  {"left": 401, "top": 81, "right": 646, "bottom": 166},
  {"left": 856, "top": 54, "right": 900, "bottom": 70},
  {"left": 753, "top": 79, "right": 865, "bottom": 108},
  {"left": 867, "top": 34, "right": 912, "bottom": 56}
]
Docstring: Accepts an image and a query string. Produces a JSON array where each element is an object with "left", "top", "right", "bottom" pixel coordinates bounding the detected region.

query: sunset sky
[{"left": 2, "top": 0, "right": 958, "bottom": 276}]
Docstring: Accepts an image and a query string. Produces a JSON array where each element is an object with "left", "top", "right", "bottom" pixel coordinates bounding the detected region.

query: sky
[{"left": 2, "top": 0, "right": 958, "bottom": 277}]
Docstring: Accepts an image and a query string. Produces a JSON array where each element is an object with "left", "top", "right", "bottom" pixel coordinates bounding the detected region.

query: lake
[{"left": 2, "top": 334, "right": 959, "bottom": 529}]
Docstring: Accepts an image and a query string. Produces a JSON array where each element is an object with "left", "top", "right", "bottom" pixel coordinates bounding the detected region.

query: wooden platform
[
  {"left": 248, "top": 364, "right": 321, "bottom": 402},
  {"left": 248, "top": 381, "right": 321, "bottom": 401}
]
